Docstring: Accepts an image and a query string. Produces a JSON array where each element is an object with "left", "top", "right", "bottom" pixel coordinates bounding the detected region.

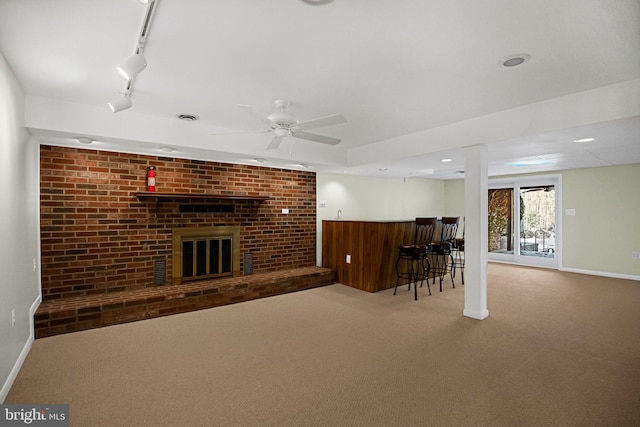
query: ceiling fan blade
[
  {"left": 266, "top": 135, "right": 284, "bottom": 150},
  {"left": 292, "top": 131, "right": 341, "bottom": 145},
  {"left": 293, "top": 114, "right": 347, "bottom": 131},
  {"left": 237, "top": 104, "right": 277, "bottom": 128}
]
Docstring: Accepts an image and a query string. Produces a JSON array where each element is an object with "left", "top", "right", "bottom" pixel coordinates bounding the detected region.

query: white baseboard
[
  {"left": 0, "top": 295, "right": 40, "bottom": 403},
  {"left": 489, "top": 260, "right": 640, "bottom": 281},
  {"left": 559, "top": 267, "right": 640, "bottom": 282}
]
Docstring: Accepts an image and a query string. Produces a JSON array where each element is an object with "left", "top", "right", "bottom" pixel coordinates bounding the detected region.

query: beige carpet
[{"left": 6, "top": 263, "right": 640, "bottom": 426}]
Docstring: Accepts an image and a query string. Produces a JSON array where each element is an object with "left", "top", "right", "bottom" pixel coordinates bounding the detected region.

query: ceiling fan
[{"left": 233, "top": 99, "right": 347, "bottom": 150}]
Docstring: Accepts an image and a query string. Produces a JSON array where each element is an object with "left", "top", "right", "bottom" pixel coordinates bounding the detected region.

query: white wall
[
  {"left": 0, "top": 52, "right": 41, "bottom": 402},
  {"left": 316, "top": 173, "right": 445, "bottom": 265}
]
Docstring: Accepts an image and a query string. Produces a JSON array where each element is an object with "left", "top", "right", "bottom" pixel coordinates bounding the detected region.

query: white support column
[{"left": 463, "top": 145, "right": 489, "bottom": 320}]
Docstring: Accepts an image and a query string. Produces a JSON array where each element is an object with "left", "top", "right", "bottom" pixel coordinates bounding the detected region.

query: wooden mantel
[
  {"left": 133, "top": 192, "right": 272, "bottom": 202},
  {"left": 322, "top": 220, "right": 415, "bottom": 293}
]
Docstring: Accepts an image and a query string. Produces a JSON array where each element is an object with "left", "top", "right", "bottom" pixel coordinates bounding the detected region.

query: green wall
[
  {"left": 443, "top": 164, "right": 640, "bottom": 278},
  {"left": 444, "top": 179, "right": 465, "bottom": 217},
  {"left": 316, "top": 174, "right": 445, "bottom": 265},
  {"left": 317, "top": 165, "right": 639, "bottom": 278},
  {"left": 562, "top": 164, "right": 640, "bottom": 277}
]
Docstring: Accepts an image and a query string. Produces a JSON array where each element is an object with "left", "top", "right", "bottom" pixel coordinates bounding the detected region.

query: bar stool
[
  {"left": 451, "top": 217, "right": 465, "bottom": 285},
  {"left": 427, "top": 217, "right": 459, "bottom": 292},
  {"left": 394, "top": 218, "right": 436, "bottom": 300},
  {"left": 414, "top": 217, "right": 437, "bottom": 294},
  {"left": 394, "top": 245, "right": 422, "bottom": 300}
]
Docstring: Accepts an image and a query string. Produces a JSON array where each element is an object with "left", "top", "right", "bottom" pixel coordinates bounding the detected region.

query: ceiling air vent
[{"left": 176, "top": 113, "right": 199, "bottom": 121}]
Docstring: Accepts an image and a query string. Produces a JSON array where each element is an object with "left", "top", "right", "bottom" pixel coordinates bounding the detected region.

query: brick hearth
[{"left": 35, "top": 266, "right": 335, "bottom": 338}]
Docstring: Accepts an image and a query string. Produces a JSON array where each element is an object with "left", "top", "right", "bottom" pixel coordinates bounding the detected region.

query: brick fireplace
[{"left": 39, "top": 146, "right": 318, "bottom": 302}]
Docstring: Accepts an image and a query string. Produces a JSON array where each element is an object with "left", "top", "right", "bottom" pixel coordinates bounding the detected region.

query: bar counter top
[{"left": 323, "top": 219, "right": 414, "bottom": 223}]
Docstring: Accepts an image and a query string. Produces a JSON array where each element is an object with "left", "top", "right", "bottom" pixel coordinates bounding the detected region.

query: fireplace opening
[
  {"left": 182, "top": 237, "right": 232, "bottom": 280},
  {"left": 172, "top": 226, "right": 241, "bottom": 285}
]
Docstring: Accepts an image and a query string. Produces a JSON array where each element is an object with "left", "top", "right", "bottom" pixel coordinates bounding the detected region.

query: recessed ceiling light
[
  {"left": 441, "top": 158, "right": 453, "bottom": 163},
  {"left": 297, "top": 163, "right": 311, "bottom": 169},
  {"left": 77, "top": 137, "right": 93, "bottom": 144},
  {"left": 573, "top": 137, "right": 595, "bottom": 143},
  {"left": 176, "top": 113, "right": 199, "bottom": 121},
  {"left": 160, "top": 146, "right": 175, "bottom": 153},
  {"left": 300, "top": 0, "right": 335, "bottom": 5},
  {"left": 410, "top": 169, "right": 434, "bottom": 176},
  {"left": 499, "top": 53, "right": 531, "bottom": 68},
  {"left": 253, "top": 158, "right": 267, "bottom": 163}
]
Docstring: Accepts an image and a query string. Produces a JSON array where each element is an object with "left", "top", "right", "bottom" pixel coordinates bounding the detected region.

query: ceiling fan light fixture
[
  {"left": 107, "top": 96, "right": 133, "bottom": 113},
  {"left": 237, "top": 99, "right": 346, "bottom": 149},
  {"left": 116, "top": 53, "right": 147, "bottom": 81}
]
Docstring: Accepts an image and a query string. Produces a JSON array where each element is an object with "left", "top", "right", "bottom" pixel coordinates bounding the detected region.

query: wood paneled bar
[{"left": 322, "top": 220, "right": 415, "bottom": 293}]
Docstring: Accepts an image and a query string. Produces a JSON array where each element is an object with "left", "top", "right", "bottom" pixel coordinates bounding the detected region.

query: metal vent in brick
[
  {"left": 179, "top": 204, "right": 234, "bottom": 213},
  {"left": 243, "top": 253, "right": 253, "bottom": 275},
  {"left": 154, "top": 259, "right": 166, "bottom": 286}
]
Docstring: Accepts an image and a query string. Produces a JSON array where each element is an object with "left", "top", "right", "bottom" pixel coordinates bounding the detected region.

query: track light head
[
  {"left": 116, "top": 53, "right": 147, "bottom": 81},
  {"left": 107, "top": 96, "right": 133, "bottom": 113}
]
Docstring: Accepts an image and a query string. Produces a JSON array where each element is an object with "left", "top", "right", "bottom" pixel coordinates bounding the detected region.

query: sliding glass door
[{"left": 488, "top": 176, "right": 560, "bottom": 268}]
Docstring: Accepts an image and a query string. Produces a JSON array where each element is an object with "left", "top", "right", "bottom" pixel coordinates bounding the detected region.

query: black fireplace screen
[{"left": 181, "top": 237, "right": 232, "bottom": 280}]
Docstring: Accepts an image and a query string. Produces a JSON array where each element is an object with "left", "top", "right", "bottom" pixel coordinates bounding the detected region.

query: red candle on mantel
[{"left": 147, "top": 166, "right": 156, "bottom": 192}]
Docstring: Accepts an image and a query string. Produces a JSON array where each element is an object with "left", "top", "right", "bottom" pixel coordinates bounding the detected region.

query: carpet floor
[{"left": 6, "top": 263, "right": 640, "bottom": 426}]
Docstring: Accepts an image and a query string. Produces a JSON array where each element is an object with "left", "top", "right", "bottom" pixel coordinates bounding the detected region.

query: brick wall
[{"left": 40, "top": 146, "right": 316, "bottom": 301}]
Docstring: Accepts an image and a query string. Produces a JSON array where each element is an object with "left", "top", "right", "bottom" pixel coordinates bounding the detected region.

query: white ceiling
[{"left": 1, "top": 0, "right": 639, "bottom": 179}]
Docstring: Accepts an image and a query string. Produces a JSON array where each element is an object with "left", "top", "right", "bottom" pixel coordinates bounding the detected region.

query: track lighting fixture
[
  {"left": 107, "top": 0, "right": 158, "bottom": 113},
  {"left": 116, "top": 53, "right": 147, "bottom": 81},
  {"left": 107, "top": 96, "right": 133, "bottom": 113}
]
